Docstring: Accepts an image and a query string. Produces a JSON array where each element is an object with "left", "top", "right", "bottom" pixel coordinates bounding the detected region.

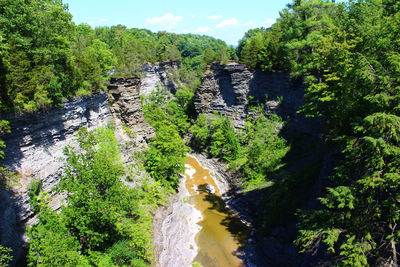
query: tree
[
  {"left": 0, "top": 246, "right": 13, "bottom": 267},
  {"left": 190, "top": 114, "right": 210, "bottom": 150},
  {"left": 239, "top": 32, "right": 265, "bottom": 69},
  {"left": 60, "top": 125, "right": 125, "bottom": 252},
  {"left": 142, "top": 88, "right": 189, "bottom": 188},
  {"left": 145, "top": 124, "right": 188, "bottom": 188},
  {"left": 28, "top": 124, "right": 162, "bottom": 265},
  {"left": 27, "top": 194, "right": 88, "bottom": 266},
  {"left": 0, "top": 0, "right": 75, "bottom": 111}
]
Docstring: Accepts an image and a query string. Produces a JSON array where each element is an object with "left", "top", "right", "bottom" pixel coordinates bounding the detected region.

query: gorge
[
  {"left": 0, "top": 62, "right": 322, "bottom": 266},
  {"left": 2, "top": 1, "right": 400, "bottom": 265}
]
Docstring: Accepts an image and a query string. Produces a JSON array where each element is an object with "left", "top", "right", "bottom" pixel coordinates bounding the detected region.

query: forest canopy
[
  {"left": 0, "top": 0, "right": 234, "bottom": 113},
  {"left": 237, "top": 0, "right": 400, "bottom": 265}
]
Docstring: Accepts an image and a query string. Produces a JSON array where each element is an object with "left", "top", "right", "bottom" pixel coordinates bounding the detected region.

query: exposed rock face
[
  {"left": 141, "top": 62, "right": 178, "bottom": 96},
  {"left": 194, "top": 63, "right": 306, "bottom": 128},
  {"left": 0, "top": 92, "right": 112, "bottom": 261},
  {"left": 193, "top": 63, "right": 328, "bottom": 266},
  {"left": 107, "top": 77, "right": 155, "bottom": 146},
  {"left": 0, "top": 67, "right": 166, "bottom": 263}
]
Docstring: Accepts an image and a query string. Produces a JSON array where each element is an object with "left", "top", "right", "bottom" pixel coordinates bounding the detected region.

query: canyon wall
[
  {"left": 141, "top": 61, "right": 178, "bottom": 96},
  {"left": 0, "top": 92, "right": 112, "bottom": 261},
  {"left": 194, "top": 63, "right": 318, "bottom": 134},
  {"left": 0, "top": 62, "right": 176, "bottom": 263},
  {"left": 0, "top": 62, "right": 324, "bottom": 265}
]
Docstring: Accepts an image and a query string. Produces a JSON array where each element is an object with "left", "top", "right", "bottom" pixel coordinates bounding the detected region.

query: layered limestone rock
[
  {"left": 0, "top": 92, "right": 112, "bottom": 260},
  {"left": 107, "top": 77, "right": 155, "bottom": 146},
  {"left": 141, "top": 61, "right": 178, "bottom": 96},
  {"left": 0, "top": 66, "right": 168, "bottom": 262},
  {"left": 194, "top": 63, "right": 305, "bottom": 128}
]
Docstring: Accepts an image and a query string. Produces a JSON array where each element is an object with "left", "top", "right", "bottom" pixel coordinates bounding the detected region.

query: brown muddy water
[{"left": 184, "top": 156, "right": 251, "bottom": 267}]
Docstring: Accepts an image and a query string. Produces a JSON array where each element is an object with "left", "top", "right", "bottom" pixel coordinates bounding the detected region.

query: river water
[{"left": 184, "top": 156, "right": 251, "bottom": 267}]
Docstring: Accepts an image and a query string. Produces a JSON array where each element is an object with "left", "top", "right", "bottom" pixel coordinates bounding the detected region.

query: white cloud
[
  {"left": 244, "top": 18, "right": 276, "bottom": 29},
  {"left": 216, "top": 18, "right": 239, "bottom": 28},
  {"left": 191, "top": 14, "right": 203, "bottom": 19},
  {"left": 245, "top": 21, "right": 255, "bottom": 26},
  {"left": 263, "top": 18, "right": 276, "bottom": 27},
  {"left": 145, "top": 13, "right": 183, "bottom": 29},
  {"left": 87, "top": 21, "right": 95, "bottom": 27},
  {"left": 98, "top": 18, "right": 108, "bottom": 23},
  {"left": 194, "top": 26, "right": 212, "bottom": 33},
  {"left": 207, "top": 15, "right": 223, "bottom": 20}
]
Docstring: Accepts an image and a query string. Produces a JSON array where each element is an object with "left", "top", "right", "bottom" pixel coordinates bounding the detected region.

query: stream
[{"left": 184, "top": 156, "right": 251, "bottom": 267}]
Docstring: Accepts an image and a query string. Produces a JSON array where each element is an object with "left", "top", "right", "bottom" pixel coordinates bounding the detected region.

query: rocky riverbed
[
  {"left": 153, "top": 154, "right": 256, "bottom": 267},
  {"left": 153, "top": 162, "right": 202, "bottom": 267}
]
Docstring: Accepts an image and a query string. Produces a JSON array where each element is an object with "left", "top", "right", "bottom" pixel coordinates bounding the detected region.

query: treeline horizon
[{"left": 0, "top": 0, "right": 236, "bottom": 114}]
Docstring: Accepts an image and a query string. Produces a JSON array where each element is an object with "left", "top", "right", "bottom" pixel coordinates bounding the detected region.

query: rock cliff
[
  {"left": 107, "top": 77, "right": 154, "bottom": 145},
  {"left": 0, "top": 92, "right": 112, "bottom": 261},
  {"left": 141, "top": 61, "right": 178, "bottom": 96},
  {"left": 0, "top": 63, "right": 175, "bottom": 263},
  {"left": 0, "top": 61, "right": 325, "bottom": 265},
  {"left": 194, "top": 63, "right": 308, "bottom": 129}
]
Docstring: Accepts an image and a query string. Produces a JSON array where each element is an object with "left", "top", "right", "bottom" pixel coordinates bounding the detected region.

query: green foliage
[
  {"left": 175, "top": 86, "right": 196, "bottom": 117},
  {"left": 0, "top": 120, "right": 10, "bottom": 161},
  {"left": 190, "top": 114, "right": 210, "bottom": 150},
  {"left": 0, "top": 120, "right": 18, "bottom": 189},
  {"left": 27, "top": 124, "right": 166, "bottom": 266},
  {"left": 0, "top": 0, "right": 75, "bottom": 112},
  {"left": 191, "top": 110, "right": 288, "bottom": 187},
  {"left": 106, "top": 240, "right": 145, "bottom": 266},
  {"left": 145, "top": 124, "right": 188, "bottom": 189},
  {"left": 0, "top": 1, "right": 231, "bottom": 113},
  {"left": 122, "top": 122, "right": 136, "bottom": 139},
  {"left": 143, "top": 87, "right": 191, "bottom": 134},
  {"left": 142, "top": 88, "right": 189, "bottom": 189},
  {"left": 238, "top": 0, "right": 400, "bottom": 264},
  {"left": 60, "top": 125, "right": 126, "bottom": 252},
  {"left": 191, "top": 113, "right": 241, "bottom": 162},
  {"left": 27, "top": 195, "right": 89, "bottom": 266},
  {"left": 27, "top": 178, "right": 42, "bottom": 214},
  {"left": 0, "top": 245, "right": 13, "bottom": 267},
  {"left": 208, "top": 115, "right": 241, "bottom": 162},
  {"left": 234, "top": 112, "right": 289, "bottom": 186}
]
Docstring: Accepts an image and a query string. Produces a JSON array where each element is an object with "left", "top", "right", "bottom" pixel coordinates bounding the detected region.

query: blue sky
[{"left": 63, "top": 0, "right": 291, "bottom": 45}]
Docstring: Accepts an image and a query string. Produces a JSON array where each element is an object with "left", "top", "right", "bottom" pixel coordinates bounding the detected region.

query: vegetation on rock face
[
  {"left": 142, "top": 88, "right": 190, "bottom": 189},
  {"left": 0, "top": 121, "right": 14, "bottom": 265},
  {"left": 190, "top": 109, "right": 289, "bottom": 188},
  {"left": 27, "top": 124, "right": 168, "bottom": 266},
  {"left": 0, "top": 246, "right": 12, "bottom": 266},
  {"left": 239, "top": 0, "right": 400, "bottom": 265},
  {"left": 0, "top": 121, "right": 10, "bottom": 162}
]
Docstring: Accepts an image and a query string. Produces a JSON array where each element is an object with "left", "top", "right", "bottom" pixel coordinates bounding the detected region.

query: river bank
[
  {"left": 153, "top": 154, "right": 258, "bottom": 267},
  {"left": 153, "top": 169, "right": 202, "bottom": 267}
]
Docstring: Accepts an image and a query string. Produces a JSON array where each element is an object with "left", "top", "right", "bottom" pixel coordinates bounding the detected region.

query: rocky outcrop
[
  {"left": 0, "top": 92, "right": 112, "bottom": 261},
  {"left": 141, "top": 62, "right": 178, "bottom": 96},
  {"left": 107, "top": 77, "right": 154, "bottom": 146},
  {"left": 194, "top": 63, "right": 306, "bottom": 128}
]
